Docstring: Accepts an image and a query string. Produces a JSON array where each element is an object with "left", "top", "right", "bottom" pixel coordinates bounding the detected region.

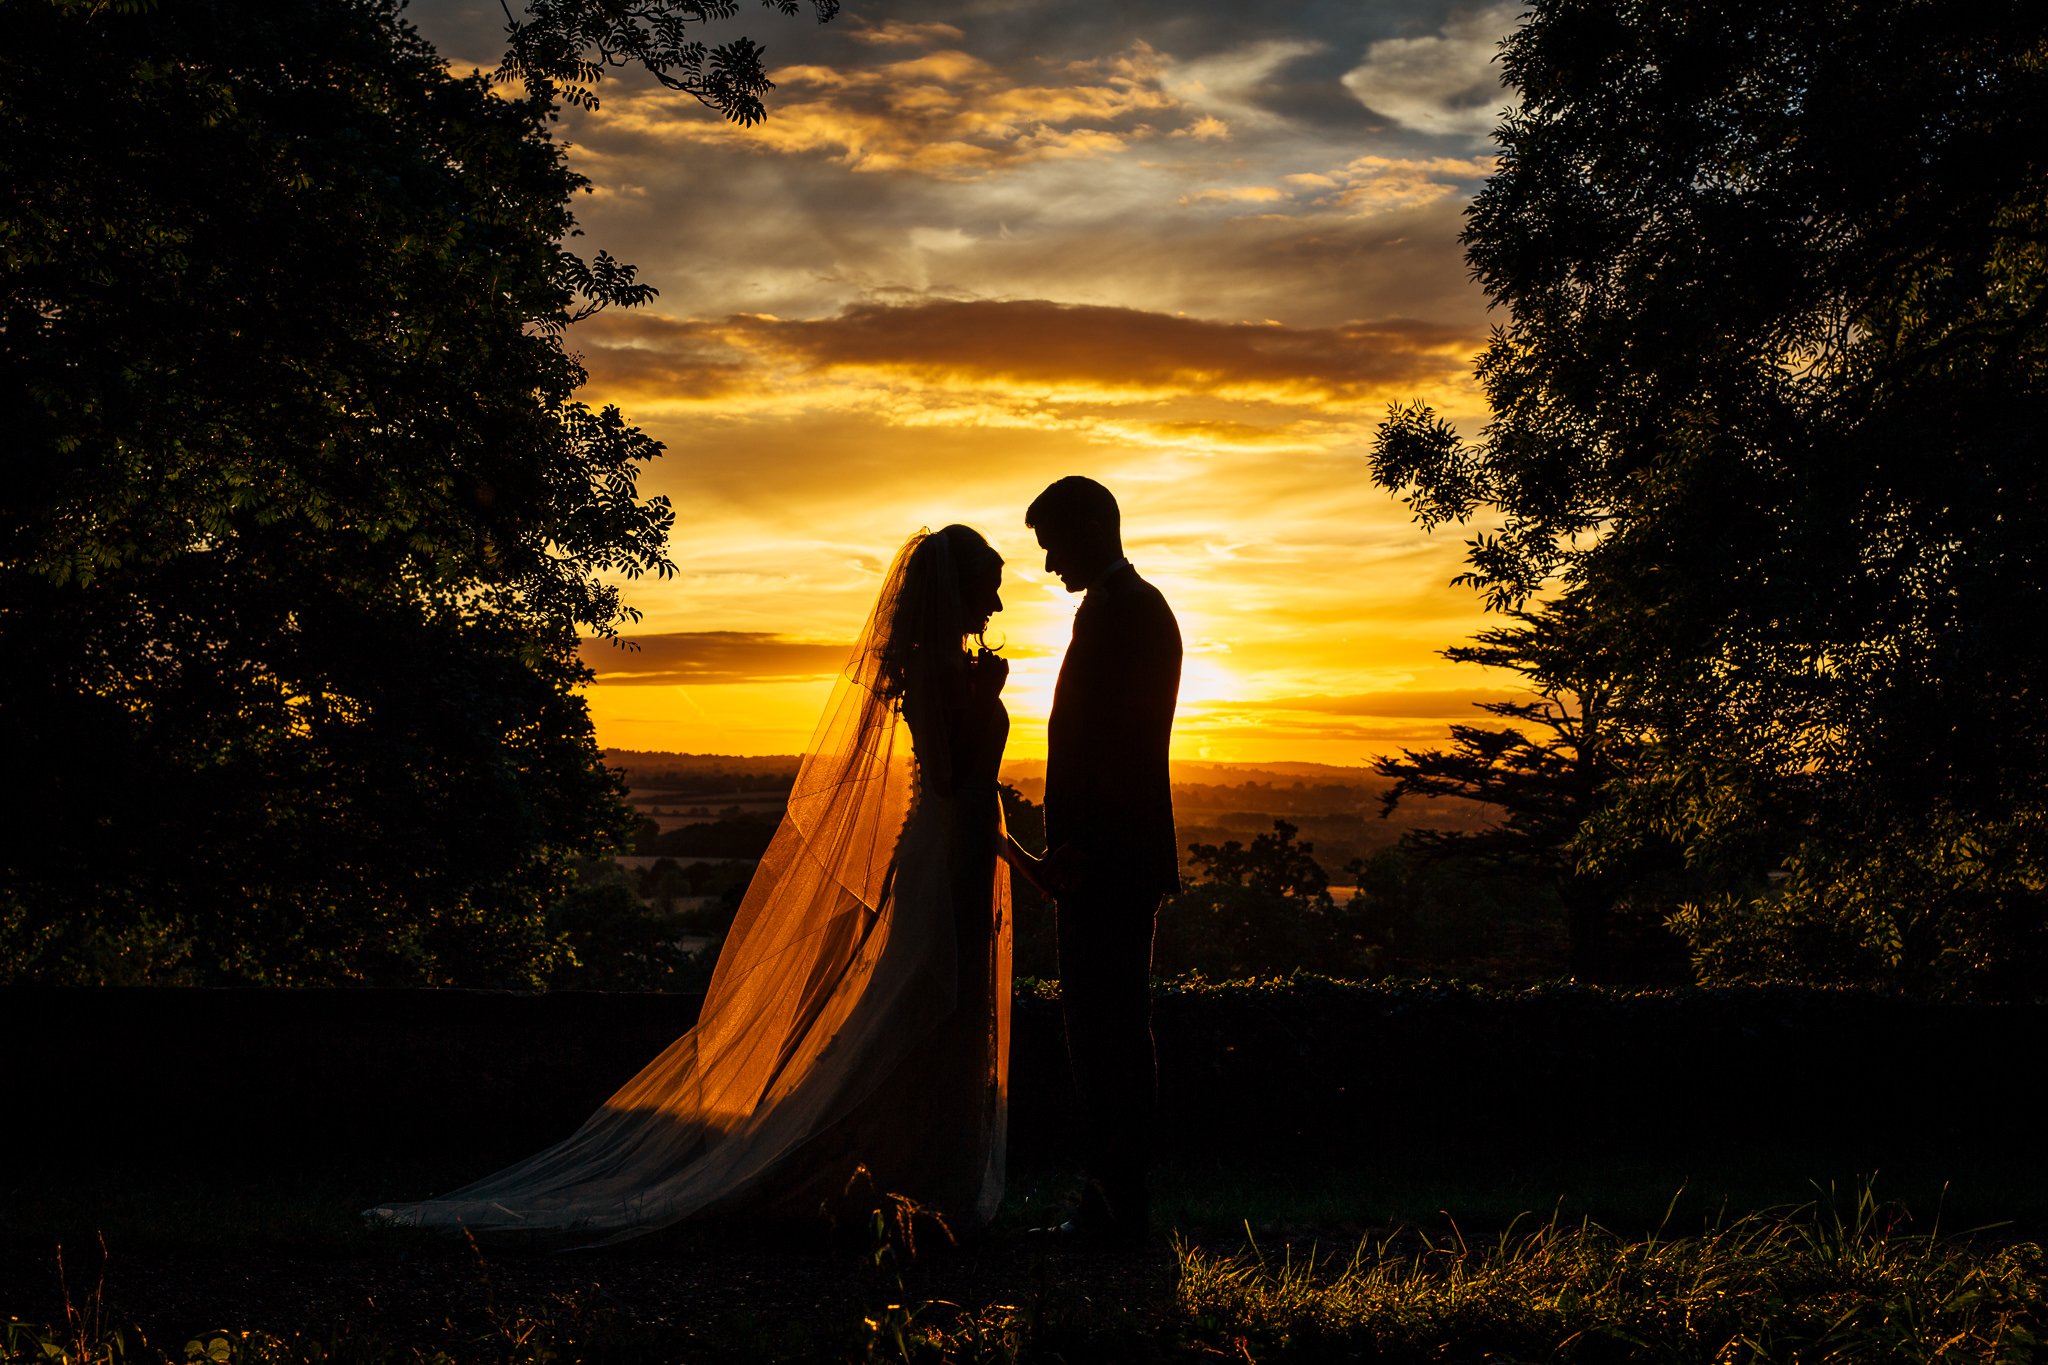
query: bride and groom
[{"left": 368, "top": 476, "right": 1182, "bottom": 1246}]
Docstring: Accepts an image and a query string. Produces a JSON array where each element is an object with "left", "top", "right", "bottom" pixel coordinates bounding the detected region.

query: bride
[{"left": 367, "top": 526, "right": 1024, "bottom": 1243}]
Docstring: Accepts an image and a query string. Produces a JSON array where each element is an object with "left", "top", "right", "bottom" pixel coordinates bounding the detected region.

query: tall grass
[
  {"left": 1177, "top": 1183, "right": 2045, "bottom": 1362},
  {"left": 7, "top": 1184, "right": 2041, "bottom": 1362}
]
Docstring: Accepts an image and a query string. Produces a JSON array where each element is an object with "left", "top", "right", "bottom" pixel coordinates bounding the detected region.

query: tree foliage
[
  {"left": 1159, "top": 821, "right": 1389, "bottom": 980},
  {"left": 1372, "top": 0, "right": 2048, "bottom": 996},
  {"left": 500, "top": 0, "right": 839, "bottom": 121},
  {"left": 1187, "top": 819, "right": 1335, "bottom": 908},
  {"left": 1375, "top": 597, "right": 1686, "bottom": 979},
  {"left": 0, "top": 0, "right": 819, "bottom": 984}
]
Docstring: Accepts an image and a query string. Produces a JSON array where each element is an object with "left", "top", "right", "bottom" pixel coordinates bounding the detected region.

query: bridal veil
[{"left": 367, "top": 531, "right": 1011, "bottom": 1242}]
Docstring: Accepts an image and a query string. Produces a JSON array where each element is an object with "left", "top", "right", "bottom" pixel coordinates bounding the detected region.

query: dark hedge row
[{"left": 7, "top": 978, "right": 2038, "bottom": 1181}]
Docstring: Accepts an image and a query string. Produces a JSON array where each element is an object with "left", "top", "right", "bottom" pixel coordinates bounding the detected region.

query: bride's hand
[
  {"left": 968, "top": 648, "right": 1009, "bottom": 699},
  {"left": 1000, "top": 836, "right": 1051, "bottom": 897}
]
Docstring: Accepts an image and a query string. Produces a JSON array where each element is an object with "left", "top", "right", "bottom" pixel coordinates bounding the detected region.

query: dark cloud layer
[
  {"left": 573, "top": 316, "right": 749, "bottom": 400},
  {"left": 1255, "top": 689, "right": 1517, "bottom": 718},
  {"left": 580, "top": 631, "right": 849, "bottom": 684},
  {"left": 574, "top": 298, "right": 1478, "bottom": 404},
  {"left": 772, "top": 299, "right": 1471, "bottom": 395}
]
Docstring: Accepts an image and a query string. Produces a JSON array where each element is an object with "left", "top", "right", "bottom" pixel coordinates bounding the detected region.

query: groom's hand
[{"left": 1039, "top": 843, "right": 1089, "bottom": 897}]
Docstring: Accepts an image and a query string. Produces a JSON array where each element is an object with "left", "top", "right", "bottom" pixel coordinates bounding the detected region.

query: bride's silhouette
[{"left": 366, "top": 526, "right": 1015, "bottom": 1242}]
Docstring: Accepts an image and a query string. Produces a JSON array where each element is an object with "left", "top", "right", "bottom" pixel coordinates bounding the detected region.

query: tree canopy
[
  {"left": 1373, "top": 0, "right": 2048, "bottom": 996},
  {"left": 0, "top": 0, "right": 820, "bottom": 984}
]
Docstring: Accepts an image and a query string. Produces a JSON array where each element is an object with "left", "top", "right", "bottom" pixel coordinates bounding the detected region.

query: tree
[
  {"left": 1374, "top": 596, "right": 1687, "bottom": 979},
  {"left": 1186, "top": 820, "right": 1334, "bottom": 907},
  {"left": 1159, "top": 821, "right": 1389, "bottom": 979},
  {"left": 1345, "top": 845, "right": 1565, "bottom": 982},
  {"left": 1372, "top": 0, "right": 2048, "bottom": 997},
  {"left": 497, "top": 0, "right": 838, "bottom": 122},
  {"left": 548, "top": 859, "right": 710, "bottom": 991},
  {"left": 0, "top": 0, "right": 822, "bottom": 985}
]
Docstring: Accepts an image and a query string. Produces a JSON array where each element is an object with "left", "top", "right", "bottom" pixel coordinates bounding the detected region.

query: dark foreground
[
  {"left": 6, "top": 1159, "right": 2046, "bottom": 1363},
  {"left": 7, "top": 982, "right": 2047, "bottom": 1359}
]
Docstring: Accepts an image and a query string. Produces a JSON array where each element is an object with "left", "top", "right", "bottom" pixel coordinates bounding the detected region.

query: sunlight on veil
[{"left": 367, "top": 531, "right": 1011, "bottom": 1243}]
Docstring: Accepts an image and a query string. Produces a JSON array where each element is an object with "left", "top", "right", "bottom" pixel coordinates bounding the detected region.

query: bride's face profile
[{"left": 961, "top": 559, "right": 1003, "bottom": 639}]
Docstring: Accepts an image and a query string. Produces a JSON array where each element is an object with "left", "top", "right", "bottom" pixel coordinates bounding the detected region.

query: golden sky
[{"left": 411, "top": 0, "right": 1527, "bottom": 764}]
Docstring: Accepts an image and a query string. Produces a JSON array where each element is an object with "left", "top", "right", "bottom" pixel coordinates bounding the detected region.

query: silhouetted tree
[
  {"left": 1159, "top": 821, "right": 1389, "bottom": 979},
  {"left": 0, "top": 0, "right": 824, "bottom": 985},
  {"left": 548, "top": 859, "right": 707, "bottom": 990},
  {"left": 1346, "top": 845, "right": 1566, "bottom": 982},
  {"left": 1375, "top": 597, "right": 1687, "bottom": 980},
  {"left": 497, "top": 0, "right": 838, "bottom": 121},
  {"left": 1372, "top": 0, "right": 2048, "bottom": 997},
  {"left": 1186, "top": 820, "right": 1334, "bottom": 908}
]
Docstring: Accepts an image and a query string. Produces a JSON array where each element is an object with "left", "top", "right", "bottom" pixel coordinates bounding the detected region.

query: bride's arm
[{"left": 999, "top": 837, "right": 1052, "bottom": 897}]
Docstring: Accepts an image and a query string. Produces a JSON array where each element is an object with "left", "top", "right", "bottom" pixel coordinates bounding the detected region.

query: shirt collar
[{"left": 1083, "top": 557, "right": 1132, "bottom": 596}]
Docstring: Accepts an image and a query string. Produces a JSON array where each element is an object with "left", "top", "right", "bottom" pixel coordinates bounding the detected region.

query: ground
[{"left": 7, "top": 1157, "right": 2043, "bottom": 1362}]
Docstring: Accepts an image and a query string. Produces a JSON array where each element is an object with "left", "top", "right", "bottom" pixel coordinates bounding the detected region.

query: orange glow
[{"left": 473, "top": 3, "right": 1527, "bottom": 767}]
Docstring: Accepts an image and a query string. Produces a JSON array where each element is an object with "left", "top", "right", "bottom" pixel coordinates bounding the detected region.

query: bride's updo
[{"left": 878, "top": 524, "right": 1000, "bottom": 705}]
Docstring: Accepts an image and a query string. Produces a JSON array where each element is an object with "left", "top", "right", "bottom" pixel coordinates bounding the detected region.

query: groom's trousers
[{"left": 1055, "top": 883, "right": 1163, "bottom": 1226}]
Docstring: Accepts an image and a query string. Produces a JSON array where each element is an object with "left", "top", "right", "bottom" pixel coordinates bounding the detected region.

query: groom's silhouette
[{"left": 1028, "top": 476, "right": 1181, "bottom": 1242}]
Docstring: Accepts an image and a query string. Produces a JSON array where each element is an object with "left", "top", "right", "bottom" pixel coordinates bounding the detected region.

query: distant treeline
[{"left": 599, "top": 765, "right": 1583, "bottom": 990}]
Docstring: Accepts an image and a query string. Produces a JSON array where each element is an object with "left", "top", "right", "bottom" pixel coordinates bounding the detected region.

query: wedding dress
[{"left": 366, "top": 532, "right": 1012, "bottom": 1243}]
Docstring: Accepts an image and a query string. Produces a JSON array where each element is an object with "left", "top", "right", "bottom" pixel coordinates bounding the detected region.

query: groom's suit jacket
[{"left": 1044, "top": 562, "right": 1183, "bottom": 901}]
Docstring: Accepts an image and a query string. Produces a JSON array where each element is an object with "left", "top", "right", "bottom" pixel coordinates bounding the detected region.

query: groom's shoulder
[
  {"left": 1124, "top": 569, "right": 1173, "bottom": 615},
  {"left": 1104, "top": 568, "right": 1179, "bottom": 637}
]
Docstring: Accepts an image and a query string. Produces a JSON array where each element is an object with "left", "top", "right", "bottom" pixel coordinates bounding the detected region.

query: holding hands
[{"left": 1002, "top": 838, "right": 1088, "bottom": 900}]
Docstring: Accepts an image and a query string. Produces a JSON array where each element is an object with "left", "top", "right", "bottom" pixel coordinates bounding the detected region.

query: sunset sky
[{"left": 410, "top": 0, "right": 1525, "bottom": 765}]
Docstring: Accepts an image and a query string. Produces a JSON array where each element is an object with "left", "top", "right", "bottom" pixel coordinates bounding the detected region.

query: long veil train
[{"left": 367, "top": 533, "right": 1011, "bottom": 1242}]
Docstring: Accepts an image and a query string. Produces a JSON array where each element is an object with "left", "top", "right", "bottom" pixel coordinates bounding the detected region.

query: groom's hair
[{"left": 1026, "top": 476, "right": 1119, "bottom": 535}]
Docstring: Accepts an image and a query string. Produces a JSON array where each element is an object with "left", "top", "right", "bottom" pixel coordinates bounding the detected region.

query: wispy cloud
[
  {"left": 844, "top": 18, "right": 966, "bottom": 47},
  {"left": 589, "top": 43, "right": 1194, "bottom": 179},
  {"left": 1342, "top": 3, "right": 1521, "bottom": 142}
]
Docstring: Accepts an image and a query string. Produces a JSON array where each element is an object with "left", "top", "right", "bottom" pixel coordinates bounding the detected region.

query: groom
[{"left": 1027, "top": 476, "right": 1182, "bottom": 1243}]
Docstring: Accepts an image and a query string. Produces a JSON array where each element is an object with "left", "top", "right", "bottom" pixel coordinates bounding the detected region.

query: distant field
[
  {"left": 605, "top": 749, "right": 1498, "bottom": 868},
  {"left": 627, "top": 793, "right": 786, "bottom": 834}
]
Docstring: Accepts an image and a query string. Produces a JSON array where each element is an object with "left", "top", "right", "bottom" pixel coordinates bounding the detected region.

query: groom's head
[{"left": 1027, "top": 476, "right": 1122, "bottom": 594}]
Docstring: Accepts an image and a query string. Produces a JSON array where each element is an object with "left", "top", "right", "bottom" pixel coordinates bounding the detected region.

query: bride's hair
[{"left": 877, "top": 524, "right": 1000, "bottom": 706}]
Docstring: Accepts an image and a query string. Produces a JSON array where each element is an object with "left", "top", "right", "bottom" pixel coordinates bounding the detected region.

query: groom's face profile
[{"left": 1035, "top": 523, "right": 1112, "bottom": 594}]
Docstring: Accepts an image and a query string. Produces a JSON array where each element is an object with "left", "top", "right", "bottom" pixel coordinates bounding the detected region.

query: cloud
[
  {"left": 1320, "top": 153, "right": 1496, "bottom": 212},
  {"left": 1252, "top": 689, "right": 1518, "bottom": 718},
  {"left": 580, "top": 632, "right": 850, "bottom": 685},
  {"left": 1342, "top": 3, "right": 1521, "bottom": 141},
  {"left": 1173, "top": 153, "right": 1494, "bottom": 217},
  {"left": 572, "top": 313, "right": 751, "bottom": 400},
  {"left": 753, "top": 298, "right": 1473, "bottom": 402},
  {"left": 582, "top": 626, "right": 1056, "bottom": 690},
  {"left": 1177, "top": 185, "right": 1289, "bottom": 207},
  {"left": 845, "top": 19, "right": 966, "bottom": 46},
  {"left": 1173, "top": 115, "right": 1231, "bottom": 141},
  {"left": 588, "top": 42, "right": 1195, "bottom": 179},
  {"left": 1157, "top": 39, "right": 1324, "bottom": 129},
  {"left": 565, "top": 298, "right": 1484, "bottom": 426}
]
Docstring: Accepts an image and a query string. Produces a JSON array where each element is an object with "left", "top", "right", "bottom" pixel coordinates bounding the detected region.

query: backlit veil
[{"left": 367, "top": 531, "right": 1011, "bottom": 1242}]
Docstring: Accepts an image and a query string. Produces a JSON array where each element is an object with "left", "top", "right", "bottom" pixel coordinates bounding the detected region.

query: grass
[
  {"left": 1177, "top": 1183, "right": 2046, "bottom": 1362},
  {"left": 5, "top": 1176, "right": 2043, "bottom": 1363}
]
